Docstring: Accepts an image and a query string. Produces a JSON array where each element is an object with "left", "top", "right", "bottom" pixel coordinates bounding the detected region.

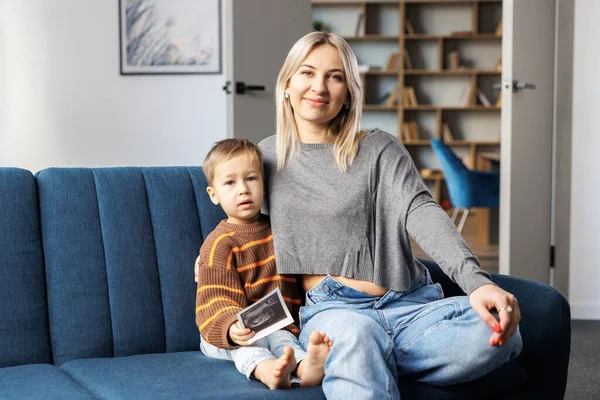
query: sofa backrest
[
  {"left": 0, "top": 168, "right": 53, "bottom": 367},
  {"left": 36, "top": 167, "right": 225, "bottom": 366}
]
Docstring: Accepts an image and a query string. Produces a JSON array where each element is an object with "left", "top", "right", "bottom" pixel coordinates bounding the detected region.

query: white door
[
  {"left": 225, "top": 0, "right": 312, "bottom": 144},
  {"left": 499, "top": 0, "right": 556, "bottom": 284}
]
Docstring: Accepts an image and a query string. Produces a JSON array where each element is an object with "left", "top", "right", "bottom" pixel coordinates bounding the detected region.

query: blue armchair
[{"left": 430, "top": 139, "right": 500, "bottom": 232}]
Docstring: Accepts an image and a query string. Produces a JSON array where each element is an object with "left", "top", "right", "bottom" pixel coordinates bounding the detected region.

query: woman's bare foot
[
  {"left": 253, "top": 346, "right": 297, "bottom": 390},
  {"left": 297, "top": 331, "right": 333, "bottom": 387}
]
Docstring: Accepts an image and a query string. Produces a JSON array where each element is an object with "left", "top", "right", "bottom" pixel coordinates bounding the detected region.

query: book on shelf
[
  {"left": 405, "top": 20, "right": 415, "bottom": 35},
  {"left": 477, "top": 89, "right": 492, "bottom": 107},
  {"left": 386, "top": 53, "right": 400, "bottom": 71},
  {"left": 402, "top": 49, "right": 413, "bottom": 69},
  {"left": 442, "top": 123, "right": 454, "bottom": 142},
  {"left": 357, "top": 64, "right": 371, "bottom": 73},
  {"left": 405, "top": 87, "right": 418, "bottom": 106},
  {"left": 460, "top": 83, "right": 476, "bottom": 107},
  {"left": 450, "top": 30, "right": 473, "bottom": 37},
  {"left": 355, "top": 12, "right": 365, "bottom": 37},
  {"left": 402, "top": 121, "right": 420, "bottom": 142},
  {"left": 495, "top": 18, "right": 503, "bottom": 36},
  {"left": 385, "top": 87, "right": 399, "bottom": 107}
]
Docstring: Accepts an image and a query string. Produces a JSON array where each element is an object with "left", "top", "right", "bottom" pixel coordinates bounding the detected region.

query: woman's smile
[{"left": 304, "top": 98, "right": 329, "bottom": 107}]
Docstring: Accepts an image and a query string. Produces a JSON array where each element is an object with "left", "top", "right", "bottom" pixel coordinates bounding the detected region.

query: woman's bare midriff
[{"left": 302, "top": 274, "right": 388, "bottom": 297}]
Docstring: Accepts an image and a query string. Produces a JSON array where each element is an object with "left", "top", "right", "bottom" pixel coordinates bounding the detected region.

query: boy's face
[{"left": 206, "top": 152, "right": 264, "bottom": 225}]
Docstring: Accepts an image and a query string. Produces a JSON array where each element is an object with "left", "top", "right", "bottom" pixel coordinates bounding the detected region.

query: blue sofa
[{"left": 0, "top": 167, "right": 570, "bottom": 399}]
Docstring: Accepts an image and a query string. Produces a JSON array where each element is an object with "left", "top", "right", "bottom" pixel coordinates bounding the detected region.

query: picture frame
[{"left": 119, "top": 0, "right": 221, "bottom": 75}]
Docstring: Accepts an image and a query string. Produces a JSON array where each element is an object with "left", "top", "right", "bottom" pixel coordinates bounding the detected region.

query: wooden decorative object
[{"left": 448, "top": 51, "right": 460, "bottom": 70}]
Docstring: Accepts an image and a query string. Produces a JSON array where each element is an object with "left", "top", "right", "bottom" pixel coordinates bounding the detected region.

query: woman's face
[{"left": 286, "top": 44, "right": 349, "bottom": 135}]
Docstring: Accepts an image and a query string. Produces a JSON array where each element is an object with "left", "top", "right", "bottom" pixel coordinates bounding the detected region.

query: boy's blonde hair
[
  {"left": 275, "top": 31, "right": 367, "bottom": 172},
  {"left": 202, "top": 138, "right": 264, "bottom": 186}
]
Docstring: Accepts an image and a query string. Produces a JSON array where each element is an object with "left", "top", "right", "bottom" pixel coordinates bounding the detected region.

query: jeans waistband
[{"left": 305, "top": 269, "right": 432, "bottom": 306}]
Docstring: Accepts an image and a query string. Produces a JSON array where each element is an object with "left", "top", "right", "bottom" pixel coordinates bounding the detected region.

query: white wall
[
  {"left": 0, "top": 0, "right": 227, "bottom": 173},
  {"left": 569, "top": 0, "right": 600, "bottom": 319}
]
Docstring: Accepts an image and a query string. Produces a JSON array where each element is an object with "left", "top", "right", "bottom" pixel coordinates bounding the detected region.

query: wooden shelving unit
[{"left": 312, "top": 0, "right": 503, "bottom": 204}]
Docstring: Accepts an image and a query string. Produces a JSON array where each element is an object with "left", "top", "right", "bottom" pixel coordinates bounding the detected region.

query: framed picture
[{"left": 119, "top": 0, "right": 221, "bottom": 75}]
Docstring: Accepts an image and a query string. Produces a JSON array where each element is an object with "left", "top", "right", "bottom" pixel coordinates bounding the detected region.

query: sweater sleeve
[
  {"left": 195, "top": 237, "right": 248, "bottom": 349},
  {"left": 376, "top": 136, "right": 494, "bottom": 295}
]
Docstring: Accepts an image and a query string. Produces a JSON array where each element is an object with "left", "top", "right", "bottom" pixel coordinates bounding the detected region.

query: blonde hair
[
  {"left": 275, "top": 31, "right": 366, "bottom": 172},
  {"left": 202, "top": 138, "right": 264, "bottom": 186}
]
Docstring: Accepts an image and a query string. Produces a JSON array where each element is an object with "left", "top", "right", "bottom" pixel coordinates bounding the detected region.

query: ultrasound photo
[{"left": 236, "top": 287, "right": 294, "bottom": 344}]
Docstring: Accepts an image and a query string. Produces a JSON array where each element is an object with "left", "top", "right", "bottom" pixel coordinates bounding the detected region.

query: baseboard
[{"left": 570, "top": 302, "right": 600, "bottom": 320}]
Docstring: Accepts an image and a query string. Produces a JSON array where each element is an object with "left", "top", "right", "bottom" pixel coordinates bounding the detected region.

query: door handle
[
  {"left": 236, "top": 82, "right": 266, "bottom": 95},
  {"left": 222, "top": 81, "right": 232, "bottom": 94},
  {"left": 493, "top": 80, "right": 536, "bottom": 92}
]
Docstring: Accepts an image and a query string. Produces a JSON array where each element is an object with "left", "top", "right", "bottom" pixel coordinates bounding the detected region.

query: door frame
[
  {"left": 499, "top": 0, "right": 573, "bottom": 297},
  {"left": 552, "top": 0, "right": 574, "bottom": 298}
]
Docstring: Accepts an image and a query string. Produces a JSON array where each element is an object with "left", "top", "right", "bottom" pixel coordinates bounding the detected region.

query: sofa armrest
[
  {"left": 491, "top": 273, "right": 570, "bottom": 399},
  {"left": 419, "top": 258, "right": 571, "bottom": 399}
]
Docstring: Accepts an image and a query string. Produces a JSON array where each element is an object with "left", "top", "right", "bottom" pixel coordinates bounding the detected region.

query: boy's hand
[
  {"left": 228, "top": 322, "right": 255, "bottom": 346},
  {"left": 194, "top": 255, "right": 201, "bottom": 283}
]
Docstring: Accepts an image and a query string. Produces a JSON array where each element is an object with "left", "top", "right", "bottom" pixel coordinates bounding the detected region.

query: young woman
[{"left": 257, "top": 31, "right": 522, "bottom": 399}]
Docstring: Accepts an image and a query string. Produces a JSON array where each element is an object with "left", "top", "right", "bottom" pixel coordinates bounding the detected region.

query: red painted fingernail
[
  {"left": 499, "top": 340, "right": 504, "bottom": 347},
  {"left": 492, "top": 323, "right": 500, "bottom": 332}
]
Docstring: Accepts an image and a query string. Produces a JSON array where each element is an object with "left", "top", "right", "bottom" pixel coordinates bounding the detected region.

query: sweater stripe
[
  {"left": 196, "top": 297, "right": 240, "bottom": 312},
  {"left": 283, "top": 296, "right": 302, "bottom": 305},
  {"left": 199, "top": 306, "right": 242, "bottom": 331},
  {"left": 197, "top": 284, "right": 245, "bottom": 295},
  {"left": 209, "top": 232, "right": 236, "bottom": 267},
  {"left": 244, "top": 275, "right": 296, "bottom": 288},
  {"left": 226, "top": 234, "right": 273, "bottom": 269},
  {"left": 237, "top": 255, "right": 276, "bottom": 272}
]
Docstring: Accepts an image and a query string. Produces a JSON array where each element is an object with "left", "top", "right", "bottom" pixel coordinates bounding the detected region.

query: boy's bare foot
[
  {"left": 297, "top": 331, "right": 333, "bottom": 387},
  {"left": 253, "top": 346, "right": 297, "bottom": 390}
]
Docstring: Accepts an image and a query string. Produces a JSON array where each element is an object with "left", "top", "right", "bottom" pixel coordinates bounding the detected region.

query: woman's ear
[{"left": 206, "top": 186, "right": 219, "bottom": 205}]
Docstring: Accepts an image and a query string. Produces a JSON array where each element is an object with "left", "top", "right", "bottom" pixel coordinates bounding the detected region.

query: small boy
[{"left": 195, "top": 138, "right": 332, "bottom": 390}]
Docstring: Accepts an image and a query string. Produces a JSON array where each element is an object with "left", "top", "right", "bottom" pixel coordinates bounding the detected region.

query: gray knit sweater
[{"left": 259, "top": 129, "right": 492, "bottom": 295}]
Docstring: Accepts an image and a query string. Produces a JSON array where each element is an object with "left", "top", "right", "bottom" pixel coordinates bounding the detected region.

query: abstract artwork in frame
[{"left": 119, "top": 0, "right": 221, "bottom": 75}]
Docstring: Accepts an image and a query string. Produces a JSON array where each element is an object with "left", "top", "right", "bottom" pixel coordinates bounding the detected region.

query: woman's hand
[
  {"left": 194, "top": 255, "right": 201, "bottom": 283},
  {"left": 228, "top": 322, "right": 255, "bottom": 346},
  {"left": 469, "top": 284, "right": 521, "bottom": 347}
]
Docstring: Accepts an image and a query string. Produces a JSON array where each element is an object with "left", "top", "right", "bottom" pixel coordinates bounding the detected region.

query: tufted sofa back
[
  {"left": 36, "top": 167, "right": 225, "bottom": 366},
  {"left": 0, "top": 168, "right": 52, "bottom": 368}
]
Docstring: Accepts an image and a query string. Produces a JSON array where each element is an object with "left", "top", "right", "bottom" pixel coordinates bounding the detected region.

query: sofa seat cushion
[
  {"left": 398, "top": 359, "right": 528, "bottom": 399},
  {"left": 0, "top": 364, "right": 96, "bottom": 399},
  {"left": 60, "top": 351, "right": 325, "bottom": 400}
]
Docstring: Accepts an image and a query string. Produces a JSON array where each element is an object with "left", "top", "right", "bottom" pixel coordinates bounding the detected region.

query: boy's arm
[{"left": 195, "top": 246, "right": 249, "bottom": 349}]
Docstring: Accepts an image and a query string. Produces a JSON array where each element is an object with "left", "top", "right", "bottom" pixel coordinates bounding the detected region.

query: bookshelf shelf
[
  {"left": 312, "top": 0, "right": 503, "bottom": 204},
  {"left": 364, "top": 105, "right": 398, "bottom": 110},
  {"left": 404, "top": 69, "right": 501, "bottom": 76},
  {"left": 404, "top": 34, "right": 501, "bottom": 40},
  {"left": 343, "top": 35, "right": 400, "bottom": 41}
]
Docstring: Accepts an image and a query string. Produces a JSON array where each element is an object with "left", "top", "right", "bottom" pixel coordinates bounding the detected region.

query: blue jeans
[
  {"left": 298, "top": 273, "right": 522, "bottom": 400},
  {"left": 200, "top": 330, "right": 306, "bottom": 380}
]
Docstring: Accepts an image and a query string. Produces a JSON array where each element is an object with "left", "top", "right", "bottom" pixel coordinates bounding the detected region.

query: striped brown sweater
[{"left": 195, "top": 216, "right": 303, "bottom": 349}]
